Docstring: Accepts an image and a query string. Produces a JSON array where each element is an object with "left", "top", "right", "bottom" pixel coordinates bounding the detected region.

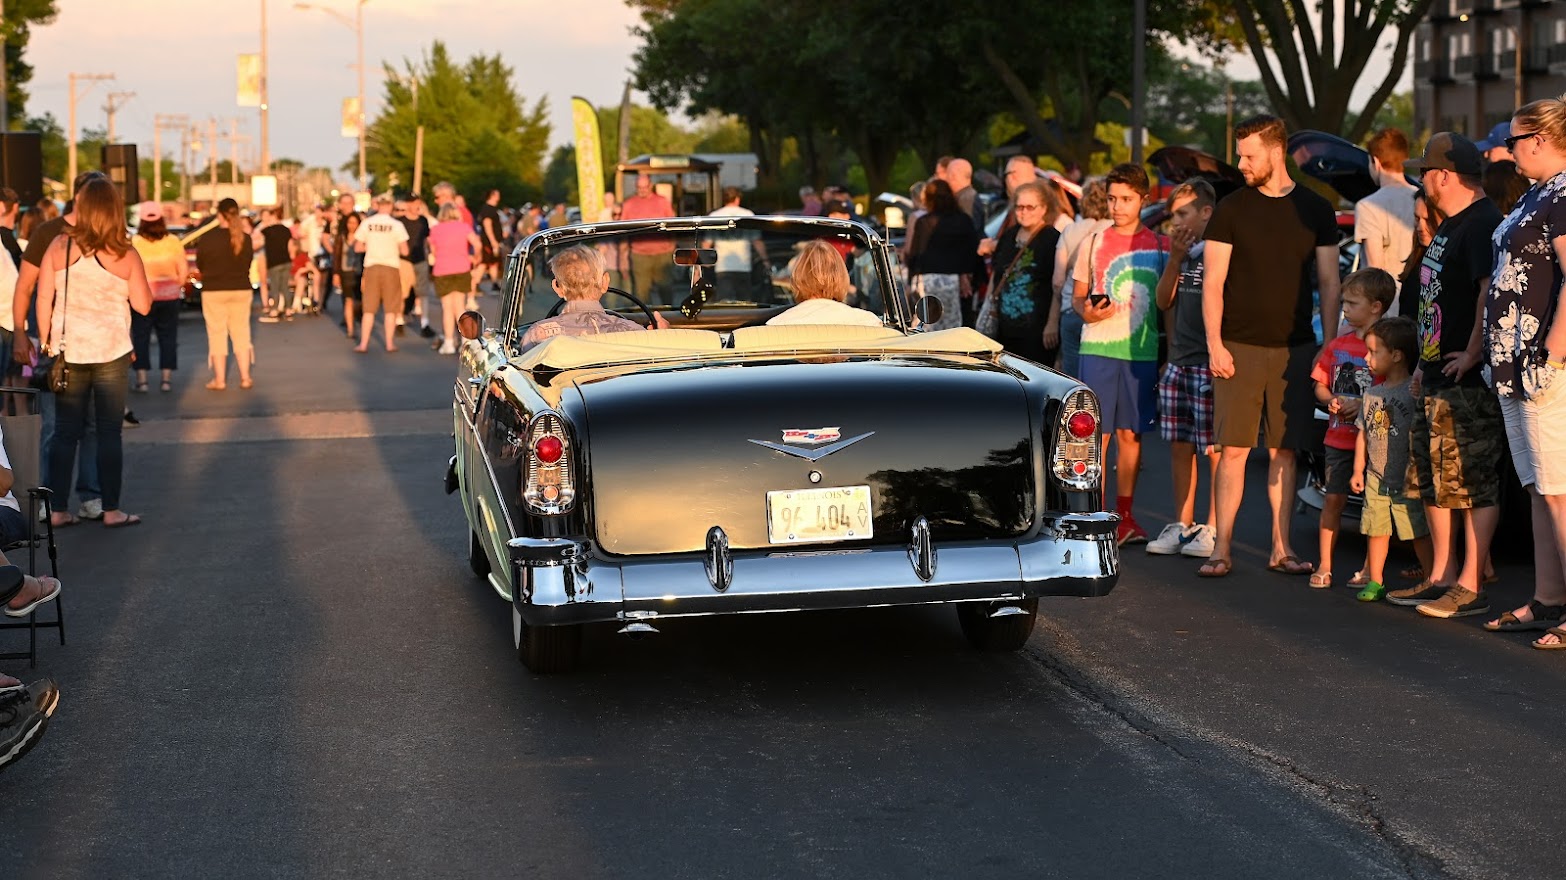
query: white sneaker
[
  {"left": 1180, "top": 524, "right": 1217, "bottom": 558},
  {"left": 438, "top": 341, "right": 457, "bottom": 355},
  {"left": 77, "top": 498, "right": 104, "bottom": 520},
  {"left": 1146, "top": 522, "right": 1193, "bottom": 555}
]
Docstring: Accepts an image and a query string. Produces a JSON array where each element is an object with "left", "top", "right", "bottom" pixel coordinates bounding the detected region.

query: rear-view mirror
[{"left": 673, "top": 247, "right": 718, "bottom": 267}]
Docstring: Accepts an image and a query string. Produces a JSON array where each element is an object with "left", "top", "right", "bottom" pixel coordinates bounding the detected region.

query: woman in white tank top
[{"left": 34, "top": 178, "right": 152, "bottom": 528}]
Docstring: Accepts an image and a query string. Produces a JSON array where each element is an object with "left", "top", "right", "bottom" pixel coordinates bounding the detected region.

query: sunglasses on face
[{"left": 1504, "top": 131, "right": 1538, "bottom": 151}]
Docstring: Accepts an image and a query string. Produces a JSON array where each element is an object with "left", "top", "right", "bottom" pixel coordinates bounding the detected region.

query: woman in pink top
[
  {"left": 427, "top": 203, "right": 481, "bottom": 354},
  {"left": 35, "top": 178, "right": 153, "bottom": 528}
]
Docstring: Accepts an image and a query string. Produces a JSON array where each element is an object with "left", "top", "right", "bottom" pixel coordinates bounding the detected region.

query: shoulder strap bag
[{"left": 47, "top": 238, "right": 72, "bottom": 393}]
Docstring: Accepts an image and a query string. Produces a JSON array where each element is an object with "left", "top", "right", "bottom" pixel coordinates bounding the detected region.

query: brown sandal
[{"left": 1197, "top": 558, "right": 1232, "bottom": 578}]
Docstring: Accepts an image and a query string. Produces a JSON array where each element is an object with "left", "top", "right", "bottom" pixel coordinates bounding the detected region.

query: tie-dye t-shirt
[
  {"left": 1415, "top": 197, "right": 1500, "bottom": 390},
  {"left": 1073, "top": 226, "right": 1168, "bottom": 361},
  {"left": 1487, "top": 169, "right": 1566, "bottom": 401}
]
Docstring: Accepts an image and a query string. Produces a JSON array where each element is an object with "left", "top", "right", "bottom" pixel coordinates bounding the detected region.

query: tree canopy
[
  {"left": 2, "top": 0, "right": 59, "bottom": 129},
  {"left": 364, "top": 41, "right": 550, "bottom": 205}
]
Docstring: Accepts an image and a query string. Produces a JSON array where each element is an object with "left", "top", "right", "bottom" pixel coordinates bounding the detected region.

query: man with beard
[{"left": 1198, "top": 115, "right": 1342, "bottom": 579}]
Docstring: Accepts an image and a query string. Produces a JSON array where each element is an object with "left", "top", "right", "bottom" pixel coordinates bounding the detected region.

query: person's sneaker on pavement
[
  {"left": 0, "top": 682, "right": 51, "bottom": 773},
  {"left": 1146, "top": 522, "right": 1194, "bottom": 555},
  {"left": 1387, "top": 581, "right": 1446, "bottom": 607},
  {"left": 1180, "top": 524, "right": 1216, "bottom": 558},
  {"left": 1356, "top": 581, "right": 1386, "bottom": 602},
  {"left": 1116, "top": 513, "right": 1149, "bottom": 547},
  {"left": 77, "top": 498, "right": 104, "bottom": 520},
  {"left": 1416, "top": 586, "right": 1490, "bottom": 619}
]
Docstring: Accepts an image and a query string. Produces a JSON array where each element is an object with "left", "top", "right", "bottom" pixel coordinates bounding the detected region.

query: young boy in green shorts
[{"left": 1350, "top": 317, "right": 1433, "bottom": 601}]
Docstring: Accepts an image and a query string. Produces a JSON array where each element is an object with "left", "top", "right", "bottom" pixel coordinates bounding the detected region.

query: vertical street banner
[
  {"left": 572, "top": 96, "right": 603, "bottom": 223},
  {"left": 237, "top": 54, "right": 261, "bottom": 107},
  {"left": 341, "top": 97, "right": 361, "bottom": 138}
]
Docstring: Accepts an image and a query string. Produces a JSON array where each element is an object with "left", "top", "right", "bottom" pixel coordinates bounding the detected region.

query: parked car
[{"left": 447, "top": 216, "right": 1121, "bottom": 672}]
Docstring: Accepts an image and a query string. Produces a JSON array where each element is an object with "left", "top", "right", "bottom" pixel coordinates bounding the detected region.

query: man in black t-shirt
[
  {"left": 257, "top": 208, "right": 295, "bottom": 318},
  {"left": 473, "top": 189, "right": 503, "bottom": 291},
  {"left": 397, "top": 197, "right": 434, "bottom": 336},
  {"left": 1198, "top": 115, "right": 1342, "bottom": 579},
  {"left": 1391, "top": 133, "right": 1505, "bottom": 618}
]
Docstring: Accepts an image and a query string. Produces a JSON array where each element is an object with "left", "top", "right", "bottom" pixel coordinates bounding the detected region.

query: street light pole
[
  {"left": 296, "top": 1, "right": 368, "bottom": 192},
  {"left": 1130, "top": 0, "right": 1146, "bottom": 167},
  {"left": 67, "top": 72, "right": 114, "bottom": 195},
  {"left": 260, "top": 0, "right": 270, "bottom": 173}
]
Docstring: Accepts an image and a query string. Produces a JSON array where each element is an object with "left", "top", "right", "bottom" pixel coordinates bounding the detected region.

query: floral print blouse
[{"left": 1487, "top": 169, "right": 1566, "bottom": 400}]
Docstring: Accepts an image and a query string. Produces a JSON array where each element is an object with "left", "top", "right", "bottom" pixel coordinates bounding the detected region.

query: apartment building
[{"left": 1413, "top": 0, "right": 1566, "bottom": 138}]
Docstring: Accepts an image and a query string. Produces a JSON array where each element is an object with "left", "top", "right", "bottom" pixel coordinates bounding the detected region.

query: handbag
[
  {"left": 44, "top": 238, "right": 73, "bottom": 393},
  {"left": 977, "top": 230, "right": 1032, "bottom": 339}
]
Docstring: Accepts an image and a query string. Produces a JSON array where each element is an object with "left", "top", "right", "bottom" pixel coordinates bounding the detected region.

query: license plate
[{"left": 766, "top": 485, "right": 874, "bottom": 545}]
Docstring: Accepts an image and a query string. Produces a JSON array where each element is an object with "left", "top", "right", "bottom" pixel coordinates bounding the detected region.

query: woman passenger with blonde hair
[
  {"left": 34, "top": 177, "right": 152, "bottom": 528},
  {"left": 1483, "top": 94, "right": 1566, "bottom": 648},
  {"left": 766, "top": 239, "right": 884, "bottom": 327}
]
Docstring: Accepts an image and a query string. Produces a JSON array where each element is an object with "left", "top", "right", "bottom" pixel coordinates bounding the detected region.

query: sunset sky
[{"left": 24, "top": 0, "right": 646, "bottom": 179}]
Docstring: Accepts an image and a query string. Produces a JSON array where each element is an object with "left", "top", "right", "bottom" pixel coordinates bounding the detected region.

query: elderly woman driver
[
  {"left": 766, "top": 240, "right": 884, "bottom": 327},
  {"left": 519, "top": 244, "right": 667, "bottom": 351}
]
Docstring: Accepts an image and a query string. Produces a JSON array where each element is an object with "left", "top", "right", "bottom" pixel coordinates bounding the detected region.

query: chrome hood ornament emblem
[{"left": 748, "top": 429, "right": 874, "bottom": 461}]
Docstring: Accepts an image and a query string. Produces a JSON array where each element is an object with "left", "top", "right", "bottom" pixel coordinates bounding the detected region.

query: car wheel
[
  {"left": 469, "top": 530, "right": 491, "bottom": 578},
  {"left": 956, "top": 599, "right": 1038, "bottom": 652},
  {"left": 514, "top": 605, "right": 582, "bottom": 674}
]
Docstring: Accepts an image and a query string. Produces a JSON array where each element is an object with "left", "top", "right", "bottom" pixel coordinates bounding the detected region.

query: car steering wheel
[{"left": 544, "top": 286, "right": 659, "bottom": 326}]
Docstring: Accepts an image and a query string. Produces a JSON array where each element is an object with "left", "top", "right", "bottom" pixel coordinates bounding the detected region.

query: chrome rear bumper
[{"left": 509, "top": 512, "right": 1120, "bottom": 627}]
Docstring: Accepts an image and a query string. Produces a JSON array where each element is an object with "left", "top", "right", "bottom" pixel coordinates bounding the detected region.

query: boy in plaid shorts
[{"left": 1148, "top": 180, "right": 1221, "bottom": 557}]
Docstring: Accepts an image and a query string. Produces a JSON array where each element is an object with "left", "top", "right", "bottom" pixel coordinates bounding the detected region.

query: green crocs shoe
[{"left": 1357, "top": 581, "right": 1387, "bottom": 602}]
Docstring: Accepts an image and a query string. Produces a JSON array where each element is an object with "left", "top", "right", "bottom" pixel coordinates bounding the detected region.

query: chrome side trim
[
  {"left": 705, "top": 526, "right": 733, "bottom": 593},
  {"left": 747, "top": 431, "right": 875, "bottom": 462},
  {"left": 909, "top": 516, "right": 936, "bottom": 581}
]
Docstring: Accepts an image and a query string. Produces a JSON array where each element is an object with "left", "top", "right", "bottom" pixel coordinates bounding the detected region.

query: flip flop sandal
[
  {"left": 1348, "top": 570, "right": 1371, "bottom": 586},
  {"left": 5, "top": 577, "right": 61, "bottom": 618},
  {"left": 1267, "top": 556, "right": 1315, "bottom": 575},
  {"left": 1485, "top": 601, "right": 1566, "bottom": 632},
  {"left": 49, "top": 515, "right": 80, "bottom": 529},
  {"left": 103, "top": 514, "right": 142, "bottom": 529},
  {"left": 1531, "top": 625, "right": 1566, "bottom": 650},
  {"left": 1308, "top": 572, "right": 1334, "bottom": 589},
  {"left": 1197, "top": 558, "right": 1232, "bottom": 579},
  {"left": 160, "top": 381, "right": 173, "bottom": 392}
]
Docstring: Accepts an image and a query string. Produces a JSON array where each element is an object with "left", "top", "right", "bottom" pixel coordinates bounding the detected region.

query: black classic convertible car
[{"left": 448, "top": 215, "right": 1120, "bottom": 672}]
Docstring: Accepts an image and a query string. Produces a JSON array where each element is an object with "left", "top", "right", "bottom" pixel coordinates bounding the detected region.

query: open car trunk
[{"left": 576, "top": 357, "right": 1037, "bottom": 556}]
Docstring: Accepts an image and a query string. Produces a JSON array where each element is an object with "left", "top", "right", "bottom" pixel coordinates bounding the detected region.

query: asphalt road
[{"left": 1, "top": 303, "right": 1560, "bottom": 879}]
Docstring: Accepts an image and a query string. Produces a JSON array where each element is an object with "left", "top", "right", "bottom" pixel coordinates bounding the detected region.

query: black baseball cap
[{"left": 1404, "top": 132, "right": 1483, "bottom": 176}]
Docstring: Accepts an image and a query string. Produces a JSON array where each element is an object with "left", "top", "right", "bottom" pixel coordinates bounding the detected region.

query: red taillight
[
  {"left": 534, "top": 435, "right": 563, "bottom": 464},
  {"left": 1066, "top": 411, "right": 1097, "bottom": 439}
]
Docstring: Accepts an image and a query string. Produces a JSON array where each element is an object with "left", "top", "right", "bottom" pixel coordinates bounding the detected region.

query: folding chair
[{"left": 0, "top": 385, "right": 65, "bottom": 667}]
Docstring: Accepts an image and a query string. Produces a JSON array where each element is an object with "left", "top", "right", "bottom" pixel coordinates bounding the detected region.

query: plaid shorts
[{"left": 1157, "top": 362, "right": 1215, "bottom": 448}]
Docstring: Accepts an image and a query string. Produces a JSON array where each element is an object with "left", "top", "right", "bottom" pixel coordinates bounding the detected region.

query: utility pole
[
  {"left": 208, "top": 117, "right": 218, "bottom": 196},
  {"left": 260, "top": 0, "right": 270, "bottom": 173},
  {"left": 153, "top": 113, "right": 189, "bottom": 207},
  {"left": 182, "top": 123, "right": 193, "bottom": 209},
  {"left": 68, "top": 72, "right": 115, "bottom": 194},
  {"left": 103, "top": 90, "right": 135, "bottom": 143},
  {"left": 1130, "top": 0, "right": 1146, "bottom": 167},
  {"left": 225, "top": 118, "right": 252, "bottom": 185},
  {"left": 355, "top": 0, "right": 365, "bottom": 192}
]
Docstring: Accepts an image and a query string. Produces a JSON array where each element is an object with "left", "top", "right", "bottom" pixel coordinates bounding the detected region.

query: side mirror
[
  {"left": 457, "top": 310, "right": 486, "bottom": 341},
  {"left": 673, "top": 247, "right": 718, "bottom": 267},
  {"left": 914, "top": 295, "right": 943, "bottom": 327}
]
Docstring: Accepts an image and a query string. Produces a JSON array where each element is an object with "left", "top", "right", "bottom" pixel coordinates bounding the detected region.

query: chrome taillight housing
[
  {"left": 523, "top": 412, "right": 576, "bottom": 515},
  {"left": 1052, "top": 388, "right": 1103, "bottom": 491}
]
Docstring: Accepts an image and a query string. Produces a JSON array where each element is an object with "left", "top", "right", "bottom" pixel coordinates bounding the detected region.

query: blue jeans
[
  {"left": 48, "top": 355, "right": 127, "bottom": 511},
  {"left": 40, "top": 388, "right": 100, "bottom": 504},
  {"left": 1059, "top": 307, "right": 1085, "bottom": 378}
]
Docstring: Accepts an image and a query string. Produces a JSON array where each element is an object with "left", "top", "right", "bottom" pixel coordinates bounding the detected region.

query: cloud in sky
[{"left": 24, "top": 0, "right": 647, "bottom": 186}]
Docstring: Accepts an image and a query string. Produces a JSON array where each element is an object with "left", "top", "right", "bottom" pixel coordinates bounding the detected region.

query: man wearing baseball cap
[
  {"left": 1389, "top": 132, "right": 1506, "bottom": 619},
  {"left": 1474, "top": 121, "right": 1513, "bottom": 164}
]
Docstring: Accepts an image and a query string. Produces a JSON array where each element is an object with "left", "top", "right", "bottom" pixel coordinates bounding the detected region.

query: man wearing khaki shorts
[
  {"left": 1199, "top": 115, "right": 1342, "bottom": 578},
  {"left": 353, "top": 195, "right": 409, "bottom": 353}
]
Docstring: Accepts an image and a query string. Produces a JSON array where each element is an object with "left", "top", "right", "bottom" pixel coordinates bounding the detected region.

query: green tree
[
  {"left": 1146, "top": 61, "right": 1272, "bottom": 154},
  {"left": 2, "top": 1, "right": 59, "bottom": 128},
  {"left": 543, "top": 144, "right": 577, "bottom": 204},
  {"left": 1229, "top": 0, "right": 1434, "bottom": 141},
  {"left": 365, "top": 41, "right": 550, "bottom": 205}
]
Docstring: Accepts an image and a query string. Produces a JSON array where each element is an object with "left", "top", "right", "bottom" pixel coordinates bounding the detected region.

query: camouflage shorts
[{"left": 1407, "top": 384, "right": 1504, "bottom": 509}]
